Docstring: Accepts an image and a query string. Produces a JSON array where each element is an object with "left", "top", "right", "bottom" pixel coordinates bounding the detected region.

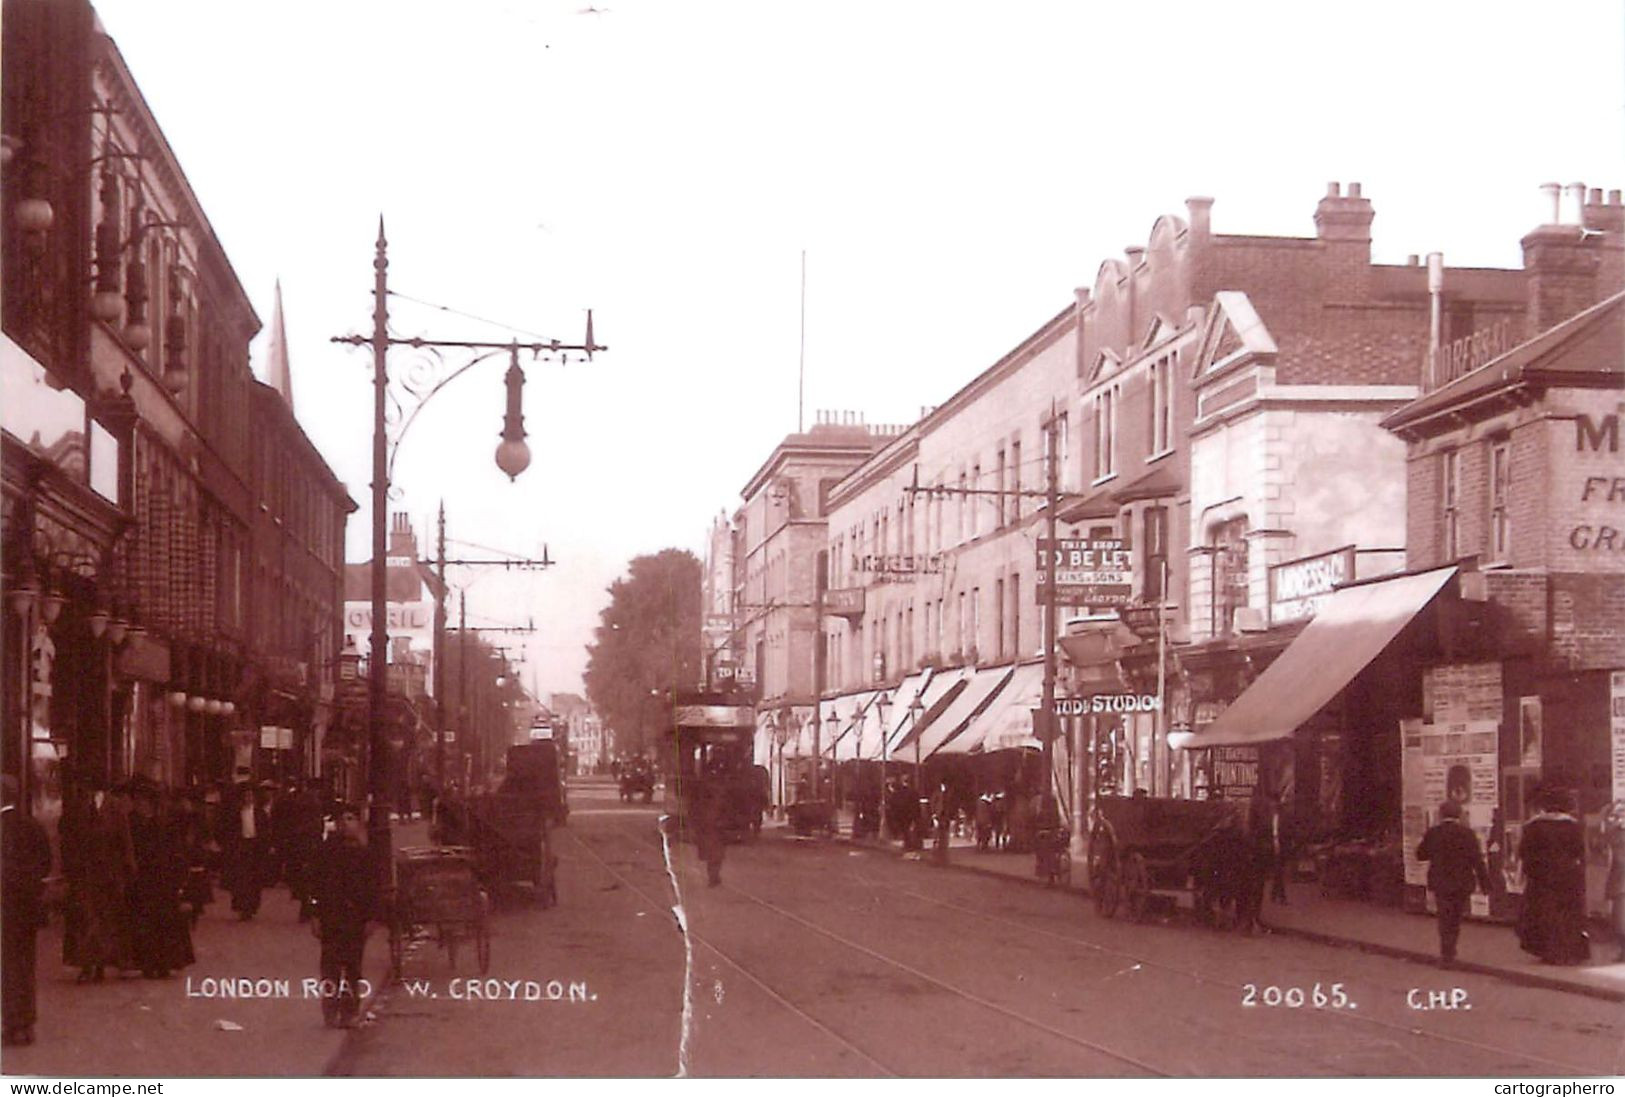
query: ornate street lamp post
[
  {"left": 873, "top": 690, "right": 891, "bottom": 838},
  {"left": 332, "top": 221, "right": 604, "bottom": 886}
]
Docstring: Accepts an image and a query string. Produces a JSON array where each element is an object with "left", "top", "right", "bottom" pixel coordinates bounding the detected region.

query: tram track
[
  {"left": 572, "top": 817, "right": 1169, "bottom": 1077},
  {"left": 575, "top": 815, "right": 1614, "bottom": 1077},
  {"left": 804, "top": 836, "right": 1618, "bottom": 1077}
]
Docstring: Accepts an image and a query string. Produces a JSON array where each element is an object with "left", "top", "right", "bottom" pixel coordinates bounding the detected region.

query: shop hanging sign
[
  {"left": 1052, "top": 694, "right": 1160, "bottom": 716},
  {"left": 1035, "top": 538, "right": 1133, "bottom": 608}
]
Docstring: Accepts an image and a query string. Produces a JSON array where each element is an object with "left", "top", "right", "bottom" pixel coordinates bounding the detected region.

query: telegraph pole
[
  {"left": 1040, "top": 402, "right": 1060, "bottom": 818},
  {"left": 434, "top": 503, "right": 447, "bottom": 792}
]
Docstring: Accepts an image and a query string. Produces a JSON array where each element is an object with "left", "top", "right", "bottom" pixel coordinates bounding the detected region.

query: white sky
[{"left": 89, "top": 0, "right": 1625, "bottom": 699}]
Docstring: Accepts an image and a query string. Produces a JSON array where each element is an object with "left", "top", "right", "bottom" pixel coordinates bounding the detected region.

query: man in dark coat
[
  {"left": 222, "top": 782, "right": 269, "bottom": 920},
  {"left": 311, "top": 804, "right": 379, "bottom": 1027},
  {"left": 2, "top": 776, "right": 52, "bottom": 1046},
  {"left": 1416, "top": 799, "right": 1491, "bottom": 966},
  {"left": 692, "top": 780, "right": 726, "bottom": 887},
  {"left": 284, "top": 781, "right": 325, "bottom": 922}
]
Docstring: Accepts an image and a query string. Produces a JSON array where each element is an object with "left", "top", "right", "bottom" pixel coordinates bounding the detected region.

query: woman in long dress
[
  {"left": 128, "top": 782, "right": 194, "bottom": 978},
  {"left": 62, "top": 781, "right": 136, "bottom": 982},
  {"left": 1518, "top": 788, "right": 1590, "bottom": 966}
]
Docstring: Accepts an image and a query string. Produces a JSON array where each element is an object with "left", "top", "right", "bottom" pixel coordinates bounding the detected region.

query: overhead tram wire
[{"left": 387, "top": 289, "right": 565, "bottom": 346}]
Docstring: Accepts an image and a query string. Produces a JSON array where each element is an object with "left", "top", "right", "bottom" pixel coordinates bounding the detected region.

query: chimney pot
[
  {"left": 1326, "top": 182, "right": 1341, "bottom": 198},
  {"left": 1406, "top": 254, "right": 1420, "bottom": 266},
  {"left": 1566, "top": 182, "right": 1588, "bottom": 225},
  {"left": 1540, "top": 182, "right": 1563, "bottom": 224},
  {"left": 1184, "top": 196, "right": 1214, "bottom": 241},
  {"left": 1589, "top": 187, "right": 1604, "bottom": 205},
  {"left": 1611, "top": 190, "right": 1623, "bottom": 206},
  {"left": 1348, "top": 182, "right": 1363, "bottom": 199}
]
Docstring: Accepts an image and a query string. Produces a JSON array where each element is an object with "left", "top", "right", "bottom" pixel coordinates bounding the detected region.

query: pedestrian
[
  {"left": 221, "top": 781, "right": 269, "bottom": 920},
  {"left": 62, "top": 779, "right": 136, "bottom": 982},
  {"left": 1266, "top": 791, "right": 1290, "bottom": 905},
  {"left": 174, "top": 789, "right": 214, "bottom": 927},
  {"left": 692, "top": 780, "right": 726, "bottom": 887},
  {"left": 1518, "top": 787, "right": 1591, "bottom": 966},
  {"left": 267, "top": 781, "right": 293, "bottom": 886},
  {"left": 974, "top": 792, "right": 994, "bottom": 852},
  {"left": 311, "top": 803, "right": 380, "bottom": 1028},
  {"left": 2, "top": 775, "right": 52, "bottom": 1046},
  {"left": 285, "top": 781, "right": 325, "bottom": 922},
  {"left": 1602, "top": 801, "right": 1625, "bottom": 963},
  {"left": 127, "top": 779, "right": 194, "bottom": 979},
  {"left": 1415, "top": 799, "right": 1491, "bottom": 967},
  {"left": 1236, "top": 794, "right": 1276, "bottom": 935}
]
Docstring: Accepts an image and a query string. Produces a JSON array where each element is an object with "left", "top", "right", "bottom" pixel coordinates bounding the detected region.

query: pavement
[
  {"left": 3, "top": 820, "right": 429, "bottom": 1078},
  {"left": 767, "top": 805, "right": 1625, "bottom": 1004}
]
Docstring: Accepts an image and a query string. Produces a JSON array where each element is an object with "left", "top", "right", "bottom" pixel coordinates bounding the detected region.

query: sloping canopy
[
  {"left": 889, "top": 668, "right": 969, "bottom": 756},
  {"left": 944, "top": 661, "right": 1046, "bottom": 756},
  {"left": 830, "top": 691, "right": 877, "bottom": 762},
  {"left": 862, "top": 671, "right": 932, "bottom": 760},
  {"left": 913, "top": 664, "right": 1016, "bottom": 759},
  {"left": 1171, "top": 566, "right": 1456, "bottom": 750}
]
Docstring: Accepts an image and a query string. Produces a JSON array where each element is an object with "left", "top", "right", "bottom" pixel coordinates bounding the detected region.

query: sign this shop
[
  {"left": 1569, "top": 412, "right": 1624, "bottom": 553},
  {"left": 1035, "top": 539, "right": 1133, "bottom": 607},
  {"left": 345, "top": 603, "right": 430, "bottom": 631},
  {"left": 1268, "top": 546, "right": 1354, "bottom": 625}
]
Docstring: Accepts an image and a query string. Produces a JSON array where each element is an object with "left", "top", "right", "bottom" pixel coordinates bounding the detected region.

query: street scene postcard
[{"left": 1, "top": 0, "right": 1622, "bottom": 1088}]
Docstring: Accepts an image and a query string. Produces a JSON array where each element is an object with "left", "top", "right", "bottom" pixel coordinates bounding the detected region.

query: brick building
[
  {"left": 727, "top": 415, "right": 895, "bottom": 809},
  {"left": 1382, "top": 253, "right": 1623, "bottom": 919},
  {"left": 1, "top": 3, "right": 331, "bottom": 814},
  {"left": 242, "top": 287, "right": 354, "bottom": 787}
]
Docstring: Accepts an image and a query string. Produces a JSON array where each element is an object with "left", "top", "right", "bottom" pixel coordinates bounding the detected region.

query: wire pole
[
  {"left": 434, "top": 502, "right": 447, "bottom": 793},
  {"left": 798, "top": 249, "right": 806, "bottom": 433},
  {"left": 1040, "top": 401, "right": 1060, "bottom": 830}
]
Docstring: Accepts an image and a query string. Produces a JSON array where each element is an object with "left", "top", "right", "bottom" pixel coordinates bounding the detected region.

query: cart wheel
[{"left": 1123, "top": 853, "right": 1151, "bottom": 922}]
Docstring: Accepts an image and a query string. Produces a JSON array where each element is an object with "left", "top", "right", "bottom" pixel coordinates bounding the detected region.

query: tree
[{"left": 583, "top": 548, "right": 702, "bottom": 758}]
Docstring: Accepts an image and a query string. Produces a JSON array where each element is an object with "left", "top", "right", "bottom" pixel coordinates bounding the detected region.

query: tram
[{"left": 659, "top": 689, "right": 766, "bottom": 841}]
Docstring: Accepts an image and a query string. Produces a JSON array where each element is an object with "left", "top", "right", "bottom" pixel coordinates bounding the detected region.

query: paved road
[{"left": 338, "top": 780, "right": 1625, "bottom": 1077}]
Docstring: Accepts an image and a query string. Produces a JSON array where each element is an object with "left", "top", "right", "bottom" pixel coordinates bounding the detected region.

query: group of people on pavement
[
  {"left": 1, "top": 770, "right": 394, "bottom": 1045},
  {"left": 1416, "top": 786, "right": 1623, "bottom": 969}
]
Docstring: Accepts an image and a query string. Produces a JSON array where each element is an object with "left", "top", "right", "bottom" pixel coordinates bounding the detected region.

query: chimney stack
[
  {"left": 1185, "top": 196, "right": 1214, "bottom": 243},
  {"left": 1522, "top": 181, "right": 1607, "bottom": 333},
  {"left": 1314, "top": 182, "right": 1374, "bottom": 284}
]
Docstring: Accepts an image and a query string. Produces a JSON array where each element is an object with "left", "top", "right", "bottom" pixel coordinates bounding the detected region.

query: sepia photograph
[{"left": 1, "top": 0, "right": 1623, "bottom": 1087}]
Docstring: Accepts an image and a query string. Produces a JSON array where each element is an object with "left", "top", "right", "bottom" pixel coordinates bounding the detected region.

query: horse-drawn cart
[
  {"left": 390, "top": 846, "right": 490, "bottom": 979},
  {"left": 466, "top": 794, "right": 559, "bottom": 906},
  {"left": 1087, "top": 795, "right": 1237, "bottom": 921}
]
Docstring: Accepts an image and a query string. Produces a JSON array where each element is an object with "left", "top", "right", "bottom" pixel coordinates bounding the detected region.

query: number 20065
[{"left": 1241, "top": 983, "right": 1354, "bottom": 1009}]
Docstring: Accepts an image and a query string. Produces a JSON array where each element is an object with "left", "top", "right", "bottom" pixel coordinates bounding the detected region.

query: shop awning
[
  {"left": 945, "top": 661, "right": 1046, "bottom": 755},
  {"left": 889, "top": 668, "right": 969, "bottom": 756},
  {"left": 1171, "top": 566, "right": 1456, "bottom": 750},
  {"left": 830, "top": 692, "right": 877, "bottom": 761},
  {"left": 862, "top": 671, "right": 932, "bottom": 761},
  {"left": 912, "top": 664, "right": 1016, "bottom": 759}
]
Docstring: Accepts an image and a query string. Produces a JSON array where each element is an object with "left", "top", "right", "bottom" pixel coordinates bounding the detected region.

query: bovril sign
[
  {"left": 1053, "top": 695, "right": 1161, "bottom": 716},
  {"left": 344, "top": 603, "right": 431, "bottom": 631}
]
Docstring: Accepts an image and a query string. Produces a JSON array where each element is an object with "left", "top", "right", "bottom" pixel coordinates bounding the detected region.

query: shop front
[{"left": 1172, "top": 565, "right": 1467, "bottom": 906}]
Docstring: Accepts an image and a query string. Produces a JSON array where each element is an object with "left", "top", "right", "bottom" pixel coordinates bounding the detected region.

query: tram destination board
[{"left": 1034, "top": 538, "right": 1133, "bottom": 607}]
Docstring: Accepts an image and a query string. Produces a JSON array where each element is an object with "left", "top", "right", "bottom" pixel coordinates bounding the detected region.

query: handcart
[{"left": 390, "top": 846, "right": 490, "bottom": 979}]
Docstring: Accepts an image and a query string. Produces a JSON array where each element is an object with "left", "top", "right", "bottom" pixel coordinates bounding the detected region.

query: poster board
[
  {"left": 1401, "top": 718, "right": 1500, "bottom": 917},
  {"left": 1405, "top": 662, "right": 1504, "bottom": 918}
]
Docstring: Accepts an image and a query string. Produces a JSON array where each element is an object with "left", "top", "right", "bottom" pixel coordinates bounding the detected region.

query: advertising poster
[
  {"left": 1409, "top": 664, "right": 1504, "bottom": 918},
  {"left": 1518, "top": 696, "right": 1543, "bottom": 770},
  {"left": 1400, "top": 718, "right": 1427, "bottom": 886}
]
